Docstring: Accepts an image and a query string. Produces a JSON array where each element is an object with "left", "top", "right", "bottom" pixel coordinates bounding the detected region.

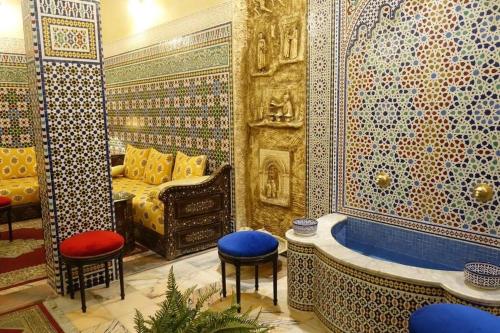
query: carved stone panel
[{"left": 259, "top": 149, "right": 291, "bottom": 207}]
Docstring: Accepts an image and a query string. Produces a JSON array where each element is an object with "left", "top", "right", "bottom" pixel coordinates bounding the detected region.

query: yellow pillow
[
  {"left": 0, "top": 147, "right": 37, "bottom": 180},
  {"left": 123, "top": 145, "right": 150, "bottom": 180},
  {"left": 143, "top": 149, "right": 174, "bottom": 185},
  {"left": 172, "top": 151, "right": 207, "bottom": 180},
  {"left": 111, "top": 165, "right": 125, "bottom": 177}
]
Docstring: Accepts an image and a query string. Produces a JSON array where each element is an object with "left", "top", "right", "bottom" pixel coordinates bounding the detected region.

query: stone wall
[{"left": 244, "top": 0, "right": 307, "bottom": 236}]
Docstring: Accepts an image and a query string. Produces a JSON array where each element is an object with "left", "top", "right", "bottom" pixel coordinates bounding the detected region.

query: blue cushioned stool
[
  {"left": 218, "top": 231, "right": 279, "bottom": 312},
  {"left": 410, "top": 304, "right": 500, "bottom": 333}
]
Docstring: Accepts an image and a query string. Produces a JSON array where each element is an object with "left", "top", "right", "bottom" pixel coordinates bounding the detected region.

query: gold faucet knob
[
  {"left": 473, "top": 183, "right": 493, "bottom": 203},
  {"left": 376, "top": 172, "right": 391, "bottom": 189}
]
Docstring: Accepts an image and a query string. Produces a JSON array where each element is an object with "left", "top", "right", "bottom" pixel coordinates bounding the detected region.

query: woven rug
[
  {"left": 0, "top": 303, "right": 64, "bottom": 333},
  {"left": 0, "top": 220, "right": 46, "bottom": 291}
]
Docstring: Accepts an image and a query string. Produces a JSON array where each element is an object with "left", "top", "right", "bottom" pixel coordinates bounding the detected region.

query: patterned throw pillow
[
  {"left": 172, "top": 151, "right": 207, "bottom": 181},
  {"left": 143, "top": 149, "right": 174, "bottom": 185},
  {"left": 0, "top": 147, "right": 37, "bottom": 180},
  {"left": 123, "top": 145, "right": 150, "bottom": 180}
]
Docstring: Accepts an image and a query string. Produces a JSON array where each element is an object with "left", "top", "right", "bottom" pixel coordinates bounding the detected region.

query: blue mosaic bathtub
[{"left": 332, "top": 218, "right": 500, "bottom": 271}]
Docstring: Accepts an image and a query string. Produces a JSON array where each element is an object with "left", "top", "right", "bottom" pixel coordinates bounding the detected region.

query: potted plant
[{"left": 135, "top": 267, "right": 271, "bottom": 332}]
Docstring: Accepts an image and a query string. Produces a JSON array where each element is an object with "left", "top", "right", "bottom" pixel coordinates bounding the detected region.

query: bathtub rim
[{"left": 285, "top": 213, "right": 500, "bottom": 306}]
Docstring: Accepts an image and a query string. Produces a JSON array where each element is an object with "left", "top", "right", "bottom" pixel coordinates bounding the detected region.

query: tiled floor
[{"left": 2, "top": 248, "right": 328, "bottom": 332}]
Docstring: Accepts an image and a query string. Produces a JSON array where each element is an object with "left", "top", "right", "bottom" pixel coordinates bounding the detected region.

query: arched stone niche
[{"left": 259, "top": 149, "right": 290, "bottom": 207}]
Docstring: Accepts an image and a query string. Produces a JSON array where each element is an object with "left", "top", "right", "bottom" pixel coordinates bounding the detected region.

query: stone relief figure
[
  {"left": 289, "top": 26, "right": 299, "bottom": 59},
  {"left": 264, "top": 164, "right": 279, "bottom": 199},
  {"left": 269, "top": 91, "right": 294, "bottom": 121},
  {"left": 259, "top": 149, "right": 290, "bottom": 207},
  {"left": 283, "top": 25, "right": 299, "bottom": 60},
  {"left": 254, "top": 0, "right": 272, "bottom": 16},
  {"left": 257, "top": 32, "right": 268, "bottom": 72}
]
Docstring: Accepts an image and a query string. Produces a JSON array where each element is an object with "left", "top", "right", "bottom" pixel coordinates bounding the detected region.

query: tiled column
[{"left": 22, "top": 0, "right": 114, "bottom": 294}]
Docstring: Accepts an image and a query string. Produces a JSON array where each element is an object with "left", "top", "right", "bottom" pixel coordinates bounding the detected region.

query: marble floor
[{"left": 1, "top": 247, "right": 328, "bottom": 332}]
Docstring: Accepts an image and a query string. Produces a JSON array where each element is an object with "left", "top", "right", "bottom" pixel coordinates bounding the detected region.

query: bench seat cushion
[
  {"left": 113, "top": 177, "right": 165, "bottom": 235},
  {"left": 218, "top": 231, "right": 279, "bottom": 257},
  {"left": 0, "top": 177, "right": 40, "bottom": 206}
]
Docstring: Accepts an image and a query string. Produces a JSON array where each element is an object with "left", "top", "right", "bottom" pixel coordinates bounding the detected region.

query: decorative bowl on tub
[
  {"left": 464, "top": 262, "right": 500, "bottom": 289},
  {"left": 292, "top": 218, "right": 318, "bottom": 236}
]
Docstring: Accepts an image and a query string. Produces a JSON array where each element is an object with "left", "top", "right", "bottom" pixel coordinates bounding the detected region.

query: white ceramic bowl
[
  {"left": 464, "top": 262, "right": 500, "bottom": 289},
  {"left": 292, "top": 218, "right": 318, "bottom": 237}
]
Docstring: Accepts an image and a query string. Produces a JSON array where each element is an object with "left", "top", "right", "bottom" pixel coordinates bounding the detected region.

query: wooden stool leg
[
  {"left": 221, "top": 261, "right": 227, "bottom": 298},
  {"left": 236, "top": 264, "right": 241, "bottom": 313},
  {"left": 66, "top": 263, "right": 74, "bottom": 299},
  {"left": 104, "top": 261, "right": 110, "bottom": 288},
  {"left": 78, "top": 265, "right": 86, "bottom": 313},
  {"left": 118, "top": 256, "right": 125, "bottom": 300},
  {"left": 272, "top": 256, "right": 278, "bottom": 306},
  {"left": 255, "top": 264, "right": 259, "bottom": 291},
  {"left": 7, "top": 207, "right": 12, "bottom": 242}
]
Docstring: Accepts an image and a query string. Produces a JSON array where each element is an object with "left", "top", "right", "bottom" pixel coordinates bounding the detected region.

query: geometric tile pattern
[
  {"left": 0, "top": 53, "right": 33, "bottom": 148},
  {"left": 22, "top": 0, "right": 114, "bottom": 294},
  {"left": 105, "top": 24, "right": 233, "bottom": 175},
  {"left": 306, "top": 0, "right": 336, "bottom": 217},
  {"left": 42, "top": 61, "right": 112, "bottom": 238},
  {"left": 307, "top": 0, "right": 499, "bottom": 247},
  {"left": 38, "top": 0, "right": 96, "bottom": 20},
  {"left": 42, "top": 17, "right": 97, "bottom": 60},
  {"left": 287, "top": 242, "right": 315, "bottom": 311},
  {"left": 287, "top": 240, "right": 500, "bottom": 333},
  {"left": 105, "top": 44, "right": 229, "bottom": 85}
]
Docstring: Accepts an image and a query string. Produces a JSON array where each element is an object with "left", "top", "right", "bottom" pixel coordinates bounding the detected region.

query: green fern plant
[{"left": 134, "top": 267, "right": 271, "bottom": 333}]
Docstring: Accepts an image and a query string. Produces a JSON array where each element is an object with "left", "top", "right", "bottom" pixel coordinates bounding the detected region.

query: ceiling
[
  {"left": 0, "top": 0, "right": 229, "bottom": 45},
  {"left": 101, "top": 0, "right": 229, "bottom": 44}
]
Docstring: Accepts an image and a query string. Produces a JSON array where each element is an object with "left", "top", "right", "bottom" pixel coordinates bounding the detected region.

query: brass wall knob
[
  {"left": 376, "top": 172, "right": 391, "bottom": 189},
  {"left": 473, "top": 183, "right": 494, "bottom": 203}
]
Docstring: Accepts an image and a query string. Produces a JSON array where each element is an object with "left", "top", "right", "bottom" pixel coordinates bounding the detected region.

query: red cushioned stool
[
  {"left": 60, "top": 230, "right": 125, "bottom": 313},
  {"left": 0, "top": 196, "right": 13, "bottom": 242}
]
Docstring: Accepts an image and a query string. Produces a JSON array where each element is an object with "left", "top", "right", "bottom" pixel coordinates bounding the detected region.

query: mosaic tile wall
[
  {"left": 0, "top": 53, "right": 33, "bottom": 148},
  {"left": 104, "top": 24, "right": 233, "bottom": 175},
  {"left": 307, "top": 0, "right": 499, "bottom": 247},
  {"left": 22, "top": 0, "right": 114, "bottom": 293}
]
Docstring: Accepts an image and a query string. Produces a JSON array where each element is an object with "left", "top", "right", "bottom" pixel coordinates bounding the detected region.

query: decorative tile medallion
[
  {"left": 41, "top": 16, "right": 97, "bottom": 61},
  {"left": 307, "top": 0, "right": 499, "bottom": 247}
]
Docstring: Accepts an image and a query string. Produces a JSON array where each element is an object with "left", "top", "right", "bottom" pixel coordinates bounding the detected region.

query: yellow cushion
[
  {"left": 172, "top": 151, "right": 207, "bottom": 181},
  {"left": 0, "top": 147, "right": 37, "bottom": 180},
  {"left": 0, "top": 177, "right": 40, "bottom": 205},
  {"left": 123, "top": 145, "right": 150, "bottom": 180},
  {"left": 113, "top": 177, "right": 165, "bottom": 235},
  {"left": 143, "top": 149, "right": 174, "bottom": 185},
  {"left": 112, "top": 165, "right": 125, "bottom": 177}
]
